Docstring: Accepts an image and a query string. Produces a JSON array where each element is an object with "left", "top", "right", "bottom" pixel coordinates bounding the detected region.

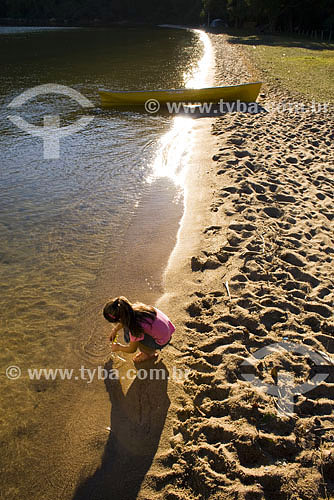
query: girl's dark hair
[{"left": 103, "top": 296, "right": 156, "bottom": 339}]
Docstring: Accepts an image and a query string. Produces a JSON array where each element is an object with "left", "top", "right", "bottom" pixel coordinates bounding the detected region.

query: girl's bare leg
[
  {"left": 139, "top": 344, "right": 156, "bottom": 355},
  {"left": 133, "top": 343, "right": 158, "bottom": 362}
]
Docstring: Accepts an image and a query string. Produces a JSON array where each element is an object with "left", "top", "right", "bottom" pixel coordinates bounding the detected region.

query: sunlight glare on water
[
  {"left": 149, "top": 30, "right": 214, "bottom": 186},
  {"left": 185, "top": 30, "right": 214, "bottom": 89}
]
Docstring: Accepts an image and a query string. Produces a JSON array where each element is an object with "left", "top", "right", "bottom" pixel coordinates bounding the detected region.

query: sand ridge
[{"left": 139, "top": 34, "right": 334, "bottom": 499}]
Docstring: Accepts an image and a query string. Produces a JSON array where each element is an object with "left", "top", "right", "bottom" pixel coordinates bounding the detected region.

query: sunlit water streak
[{"left": 149, "top": 30, "right": 214, "bottom": 187}]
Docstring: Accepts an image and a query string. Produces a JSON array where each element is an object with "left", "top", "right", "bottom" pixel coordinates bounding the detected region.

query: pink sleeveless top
[{"left": 129, "top": 308, "right": 175, "bottom": 345}]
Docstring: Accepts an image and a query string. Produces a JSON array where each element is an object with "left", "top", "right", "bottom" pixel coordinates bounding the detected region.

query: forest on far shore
[{"left": 0, "top": 0, "right": 333, "bottom": 33}]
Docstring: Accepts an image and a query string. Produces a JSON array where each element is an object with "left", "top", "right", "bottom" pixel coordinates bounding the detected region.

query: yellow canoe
[{"left": 99, "top": 82, "right": 262, "bottom": 107}]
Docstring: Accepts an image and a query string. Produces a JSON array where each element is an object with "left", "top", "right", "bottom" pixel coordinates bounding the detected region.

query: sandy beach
[{"left": 133, "top": 34, "right": 334, "bottom": 500}]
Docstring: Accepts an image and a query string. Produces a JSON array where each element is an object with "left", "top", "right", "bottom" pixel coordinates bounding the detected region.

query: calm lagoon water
[{"left": 0, "top": 25, "right": 213, "bottom": 498}]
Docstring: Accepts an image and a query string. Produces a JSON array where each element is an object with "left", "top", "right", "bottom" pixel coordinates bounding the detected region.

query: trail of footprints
[{"left": 148, "top": 114, "right": 334, "bottom": 500}]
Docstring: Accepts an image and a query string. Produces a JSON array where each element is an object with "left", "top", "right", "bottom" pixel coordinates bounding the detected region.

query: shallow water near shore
[{"left": 0, "top": 25, "right": 212, "bottom": 498}]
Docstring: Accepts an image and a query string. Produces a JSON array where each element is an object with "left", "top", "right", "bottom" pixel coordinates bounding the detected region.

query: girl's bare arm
[{"left": 109, "top": 322, "right": 123, "bottom": 342}]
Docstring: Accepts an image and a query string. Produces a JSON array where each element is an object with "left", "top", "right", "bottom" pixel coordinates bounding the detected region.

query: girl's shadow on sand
[{"left": 72, "top": 359, "right": 170, "bottom": 500}]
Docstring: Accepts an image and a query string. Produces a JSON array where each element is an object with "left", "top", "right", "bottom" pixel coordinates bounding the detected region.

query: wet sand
[{"left": 135, "top": 34, "right": 334, "bottom": 499}]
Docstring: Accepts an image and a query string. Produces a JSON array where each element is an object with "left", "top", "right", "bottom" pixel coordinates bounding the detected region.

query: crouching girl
[{"left": 103, "top": 296, "right": 175, "bottom": 363}]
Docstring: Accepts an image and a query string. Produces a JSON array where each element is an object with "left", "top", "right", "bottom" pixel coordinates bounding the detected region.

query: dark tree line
[
  {"left": 203, "top": 0, "right": 334, "bottom": 31},
  {"left": 0, "top": 0, "right": 333, "bottom": 31},
  {"left": 0, "top": 0, "right": 201, "bottom": 23}
]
